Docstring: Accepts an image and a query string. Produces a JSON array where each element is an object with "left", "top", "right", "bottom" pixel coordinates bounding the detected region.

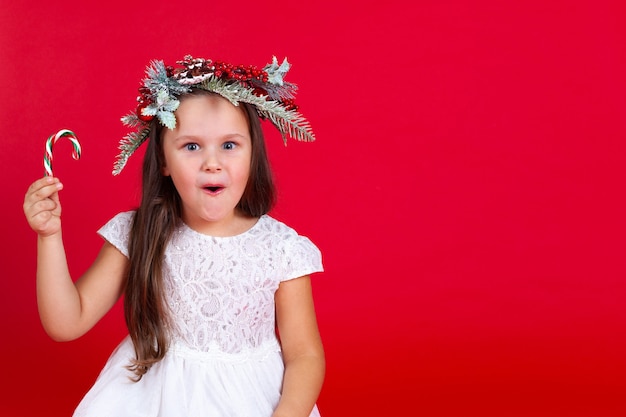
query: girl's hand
[{"left": 23, "top": 176, "right": 64, "bottom": 237}]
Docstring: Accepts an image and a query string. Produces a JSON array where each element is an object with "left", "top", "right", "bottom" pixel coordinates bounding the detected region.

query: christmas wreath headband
[{"left": 113, "top": 55, "right": 315, "bottom": 175}]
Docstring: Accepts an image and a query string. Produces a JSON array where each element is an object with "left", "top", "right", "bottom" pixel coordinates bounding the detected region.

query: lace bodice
[{"left": 98, "top": 212, "right": 323, "bottom": 356}]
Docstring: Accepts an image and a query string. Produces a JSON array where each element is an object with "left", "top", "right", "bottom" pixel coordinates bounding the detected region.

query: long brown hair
[{"left": 125, "top": 91, "right": 275, "bottom": 380}]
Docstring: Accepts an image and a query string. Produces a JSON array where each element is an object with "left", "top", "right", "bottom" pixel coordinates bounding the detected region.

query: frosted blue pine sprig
[
  {"left": 113, "top": 55, "right": 315, "bottom": 175},
  {"left": 264, "top": 56, "right": 291, "bottom": 86}
]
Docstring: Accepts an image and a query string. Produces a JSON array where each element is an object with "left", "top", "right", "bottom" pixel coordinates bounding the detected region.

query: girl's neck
[{"left": 181, "top": 210, "right": 259, "bottom": 237}]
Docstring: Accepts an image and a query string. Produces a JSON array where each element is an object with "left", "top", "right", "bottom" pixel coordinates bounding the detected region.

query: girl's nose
[{"left": 202, "top": 149, "right": 221, "bottom": 172}]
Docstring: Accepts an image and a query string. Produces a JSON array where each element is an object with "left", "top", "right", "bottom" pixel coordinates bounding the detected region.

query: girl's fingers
[
  {"left": 32, "top": 198, "right": 58, "bottom": 213},
  {"left": 24, "top": 177, "right": 64, "bottom": 236},
  {"left": 25, "top": 177, "right": 63, "bottom": 204},
  {"left": 24, "top": 177, "right": 64, "bottom": 227},
  {"left": 27, "top": 176, "right": 57, "bottom": 193}
]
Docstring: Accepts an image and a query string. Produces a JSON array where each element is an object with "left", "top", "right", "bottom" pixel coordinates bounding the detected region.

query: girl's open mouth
[{"left": 204, "top": 186, "right": 224, "bottom": 194}]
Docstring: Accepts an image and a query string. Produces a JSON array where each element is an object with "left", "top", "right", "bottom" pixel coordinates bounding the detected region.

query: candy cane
[{"left": 43, "top": 129, "right": 82, "bottom": 176}]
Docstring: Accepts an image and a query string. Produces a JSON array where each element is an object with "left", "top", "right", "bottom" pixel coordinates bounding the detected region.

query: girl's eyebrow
[
  {"left": 171, "top": 135, "right": 198, "bottom": 144},
  {"left": 222, "top": 133, "right": 249, "bottom": 141}
]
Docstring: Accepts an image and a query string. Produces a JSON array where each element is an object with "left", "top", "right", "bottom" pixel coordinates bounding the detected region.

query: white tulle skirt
[{"left": 73, "top": 335, "right": 321, "bottom": 417}]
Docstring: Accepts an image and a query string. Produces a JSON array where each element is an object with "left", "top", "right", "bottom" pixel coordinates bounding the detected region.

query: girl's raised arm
[
  {"left": 273, "top": 276, "right": 325, "bottom": 417},
  {"left": 24, "top": 176, "right": 128, "bottom": 341}
]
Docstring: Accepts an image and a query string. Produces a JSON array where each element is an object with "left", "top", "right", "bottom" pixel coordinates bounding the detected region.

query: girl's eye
[
  {"left": 185, "top": 143, "right": 199, "bottom": 151},
  {"left": 223, "top": 141, "right": 236, "bottom": 150}
]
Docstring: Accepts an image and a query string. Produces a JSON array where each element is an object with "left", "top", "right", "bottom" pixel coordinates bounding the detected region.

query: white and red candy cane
[{"left": 43, "top": 129, "right": 81, "bottom": 177}]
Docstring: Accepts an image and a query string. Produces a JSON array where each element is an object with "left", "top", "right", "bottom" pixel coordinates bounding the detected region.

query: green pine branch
[
  {"left": 113, "top": 127, "right": 150, "bottom": 175},
  {"left": 203, "top": 78, "right": 315, "bottom": 143}
]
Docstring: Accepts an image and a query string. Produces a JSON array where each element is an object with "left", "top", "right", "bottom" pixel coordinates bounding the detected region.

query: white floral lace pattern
[{"left": 98, "top": 212, "right": 323, "bottom": 356}]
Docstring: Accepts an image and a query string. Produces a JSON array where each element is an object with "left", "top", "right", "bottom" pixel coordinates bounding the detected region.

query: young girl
[{"left": 23, "top": 55, "right": 325, "bottom": 417}]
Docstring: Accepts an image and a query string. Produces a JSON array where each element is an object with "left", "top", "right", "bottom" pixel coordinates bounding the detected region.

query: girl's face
[{"left": 162, "top": 94, "right": 252, "bottom": 235}]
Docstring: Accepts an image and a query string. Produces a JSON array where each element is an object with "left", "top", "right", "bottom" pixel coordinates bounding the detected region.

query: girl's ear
[{"left": 161, "top": 164, "right": 170, "bottom": 176}]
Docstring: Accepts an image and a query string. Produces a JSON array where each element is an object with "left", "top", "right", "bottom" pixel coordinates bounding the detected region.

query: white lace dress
[{"left": 73, "top": 211, "right": 323, "bottom": 417}]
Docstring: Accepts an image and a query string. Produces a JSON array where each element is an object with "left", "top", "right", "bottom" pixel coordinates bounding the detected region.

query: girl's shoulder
[
  {"left": 258, "top": 215, "right": 307, "bottom": 240},
  {"left": 111, "top": 210, "right": 135, "bottom": 222},
  {"left": 259, "top": 216, "right": 324, "bottom": 277},
  {"left": 101, "top": 210, "right": 135, "bottom": 230},
  {"left": 260, "top": 215, "right": 321, "bottom": 252},
  {"left": 97, "top": 211, "right": 136, "bottom": 257}
]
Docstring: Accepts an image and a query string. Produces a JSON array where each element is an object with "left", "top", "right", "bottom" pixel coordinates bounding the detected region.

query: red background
[{"left": 1, "top": 1, "right": 625, "bottom": 416}]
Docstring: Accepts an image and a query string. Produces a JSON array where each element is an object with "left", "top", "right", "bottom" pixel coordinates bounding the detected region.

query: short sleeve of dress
[
  {"left": 281, "top": 234, "right": 324, "bottom": 282},
  {"left": 97, "top": 211, "right": 134, "bottom": 258}
]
